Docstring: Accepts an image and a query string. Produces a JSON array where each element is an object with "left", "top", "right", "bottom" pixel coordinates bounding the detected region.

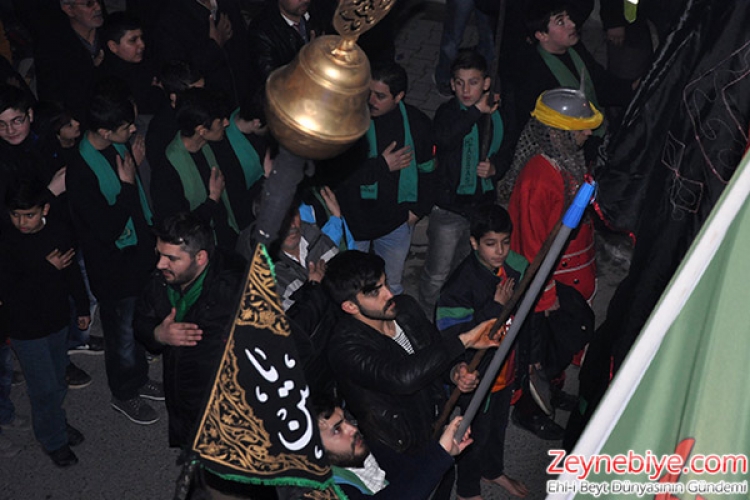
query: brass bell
[
  {"left": 265, "top": 0, "right": 397, "bottom": 160},
  {"left": 265, "top": 37, "right": 371, "bottom": 160}
]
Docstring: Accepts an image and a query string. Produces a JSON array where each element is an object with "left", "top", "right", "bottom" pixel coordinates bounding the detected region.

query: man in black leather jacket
[
  {"left": 247, "top": 0, "right": 331, "bottom": 101},
  {"left": 322, "top": 250, "right": 498, "bottom": 494},
  {"left": 134, "top": 212, "right": 244, "bottom": 448}
]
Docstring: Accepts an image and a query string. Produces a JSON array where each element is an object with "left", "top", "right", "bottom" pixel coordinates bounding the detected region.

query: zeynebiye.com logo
[{"left": 547, "top": 449, "right": 748, "bottom": 481}]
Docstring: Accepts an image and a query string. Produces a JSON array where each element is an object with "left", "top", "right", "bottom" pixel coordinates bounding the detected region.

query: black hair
[
  {"left": 175, "top": 87, "right": 231, "bottom": 137},
  {"left": 153, "top": 212, "right": 215, "bottom": 259},
  {"left": 525, "top": 0, "right": 569, "bottom": 39},
  {"left": 157, "top": 60, "right": 203, "bottom": 95},
  {"left": 5, "top": 175, "right": 50, "bottom": 211},
  {"left": 450, "top": 48, "right": 488, "bottom": 79},
  {"left": 323, "top": 250, "right": 386, "bottom": 305},
  {"left": 309, "top": 390, "right": 342, "bottom": 421},
  {"left": 371, "top": 62, "right": 408, "bottom": 97},
  {"left": 87, "top": 77, "right": 136, "bottom": 132},
  {"left": 0, "top": 83, "right": 33, "bottom": 115},
  {"left": 33, "top": 100, "right": 73, "bottom": 137},
  {"left": 102, "top": 11, "right": 142, "bottom": 45},
  {"left": 470, "top": 203, "right": 513, "bottom": 240}
]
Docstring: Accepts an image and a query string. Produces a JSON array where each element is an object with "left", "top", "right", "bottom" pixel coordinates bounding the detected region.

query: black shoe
[
  {"left": 512, "top": 409, "right": 565, "bottom": 441},
  {"left": 67, "top": 424, "right": 85, "bottom": 447},
  {"left": 552, "top": 390, "right": 579, "bottom": 412},
  {"left": 138, "top": 379, "right": 165, "bottom": 401},
  {"left": 47, "top": 444, "right": 78, "bottom": 467},
  {"left": 66, "top": 362, "right": 92, "bottom": 389},
  {"left": 67, "top": 335, "right": 104, "bottom": 355}
]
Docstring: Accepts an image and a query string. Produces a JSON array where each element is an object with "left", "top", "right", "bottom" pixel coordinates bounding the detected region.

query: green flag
[{"left": 548, "top": 151, "right": 750, "bottom": 498}]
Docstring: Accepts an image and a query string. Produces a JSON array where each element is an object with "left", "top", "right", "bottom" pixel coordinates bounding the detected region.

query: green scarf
[
  {"left": 362, "top": 102, "right": 434, "bottom": 203},
  {"left": 79, "top": 136, "right": 153, "bottom": 249},
  {"left": 166, "top": 265, "right": 209, "bottom": 322},
  {"left": 537, "top": 45, "right": 605, "bottom": 136},
  {"left": 457, "top": 106, "right": 504, "bottom": 195},
  {"left": 225, "top": 109, "right": 264, "bottom": 189},
  {"left": 165, "top": 133, "right": 240, "bottom": 233}
]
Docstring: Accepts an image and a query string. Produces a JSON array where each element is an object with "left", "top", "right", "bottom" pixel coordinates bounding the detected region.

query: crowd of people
[{"left": 0, "top": 0, "right": 668, "bottom": 498}]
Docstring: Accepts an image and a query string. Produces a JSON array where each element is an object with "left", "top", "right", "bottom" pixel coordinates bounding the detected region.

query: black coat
[
  {"left": 134, "top": 252, "right": 244, "bottom": 447},
  {"left": 327, "top": 295, "right": 464, "bottom": 454}
]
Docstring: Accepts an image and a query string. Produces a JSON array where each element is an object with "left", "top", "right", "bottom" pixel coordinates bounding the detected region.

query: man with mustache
[
  {"left": 313, "top": 392, "right": 473, "bottom": 499},
  {"left": 34, "top": 0, "right": 106, "bottom": 125},
  {"left": 134, "top": 212, "right": 243, "bottom": 448},
  {"left": 323, "top": 250, "right": 499, "bottom": 499}
]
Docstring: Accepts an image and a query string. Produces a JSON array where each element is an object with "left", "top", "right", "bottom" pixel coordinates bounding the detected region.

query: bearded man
[
  {"left": 322, "top": 250, "right": 499, "bottom": 499},
  {"left": 134, "top": 212, "right": 244, "bottom": 448},
  {"left": 313, "top": 392, "right": 471, "bottom": 499}
]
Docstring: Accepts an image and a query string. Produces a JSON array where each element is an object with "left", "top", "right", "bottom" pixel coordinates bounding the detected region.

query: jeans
[
  {"left": 0, "top": 340, "right": 15, "bottom": 426},
  {"left": 434, "top": 0, "right": 495, "bottom": 88},
  {"left": 455, "top": 386, "right": 512, "bottom": 497},
  {"left": 67, "top": 250, "right": 98, "bottom": 349},
  {"left": 355, "top": 222, "right": 414, "bottom": 295},
  {"left": 418, "top": 207, "right": 471, "bottom": 318},
  {"left": 11, "top": 327, "right": 69, "bottom": 452},
  {"left": 99, "top": 296, "right": 149, "bottom": 400}
]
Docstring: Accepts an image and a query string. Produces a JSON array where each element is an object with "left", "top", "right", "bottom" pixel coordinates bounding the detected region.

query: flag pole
[{"left": 455, "top": 182, "right": 596, "bottom": 441}]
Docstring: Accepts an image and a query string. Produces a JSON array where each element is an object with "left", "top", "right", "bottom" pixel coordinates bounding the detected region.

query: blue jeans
[
  {"left": 418, "top": 207, "right": 471, "bottom": 318},
  {"left": 99, "top": 296, "right": 149, "bottom": 400},
  {"left": 0, "top": 340, "right": 15, "bottom": 426},
  {"left": 11, "top": 328, "right": 69, "bottom": 452},
  {"left": 355, "top": 222, "right": 414, "bottom": 295},
  {"left": 434, "top": 0, "right": 495, "bottom": 88},
  {"left": 67, "top": 250, "right": 97, "bottom": 349}
]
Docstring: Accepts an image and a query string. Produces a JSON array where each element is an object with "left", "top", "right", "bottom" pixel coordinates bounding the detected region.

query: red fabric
[{"left": 509, "top": 155, "right": 596, "bottom": 312}]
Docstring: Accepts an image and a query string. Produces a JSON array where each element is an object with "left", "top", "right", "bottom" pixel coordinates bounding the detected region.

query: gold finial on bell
[{"left": 265, "top": 0, "right": 397, "bottom": 160}]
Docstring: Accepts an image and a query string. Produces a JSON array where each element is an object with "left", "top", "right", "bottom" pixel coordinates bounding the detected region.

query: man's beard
[
  {"left": 326, "top": 433, "right": 370, "bottom": 468},
  {"left": 357, "top": 298, "right": 397, "bottom": 321}
]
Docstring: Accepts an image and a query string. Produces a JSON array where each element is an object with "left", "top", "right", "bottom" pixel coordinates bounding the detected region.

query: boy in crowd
[
  {"left": 0, "top": 177, "right": 89, "bottom": 466},
  {"left": 436, "top": 204, "right": 529, "bottom": 498},
  {"left": 150, "top": 87, "right": 239, "bottom": 251},
  {"left": 419, "top": 49, "right": 508, "bottom": 316},
  {"left": 0, "top": 84, "right": 97, "bottom": 388},
  {"left": 66, "top": 78, "right": 162, "bottom": 425},
  {"left": 335, "top": 63, "right": 435, "bottom": 295}
]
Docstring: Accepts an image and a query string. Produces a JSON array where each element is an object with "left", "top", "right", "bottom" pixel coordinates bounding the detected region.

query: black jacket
[
  {"left": 66, "top": 143, "right": 156, "bottom": 300},
  {"left": 154, "top": 0, "right": 251, "bottom": 107},
  {"left": 247, "top": 2, "right": 329, "bottom": 98},
  {"left": 327, "top": 295, "right": 464, "bottom": 453},
  {"left": 335, "top": 104, "right": 434, "bottom": 241},
  {"left": 134, "top": 252, "right": 244, "bottom": 447},
  {"left": 433, "top": 98, "right": 511, "bottom": 217}
]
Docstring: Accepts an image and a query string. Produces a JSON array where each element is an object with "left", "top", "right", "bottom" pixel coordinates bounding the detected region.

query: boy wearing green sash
[
  {"left": 335, "top": 62, "right": 435, "bottom": 296},
  {"left": 66, "top": 78, "right": 162, "bottom": 426},
  {"left": 418, "top": 49, "right": 507, "bottom": 317},
  {"left": 150, "top": 88, "right": 242, "bottom": 252}
]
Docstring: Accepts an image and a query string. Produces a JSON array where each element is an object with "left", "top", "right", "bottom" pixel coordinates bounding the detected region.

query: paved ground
[{"left": 0, "top": 2, "right": 632, "bottom": 499}]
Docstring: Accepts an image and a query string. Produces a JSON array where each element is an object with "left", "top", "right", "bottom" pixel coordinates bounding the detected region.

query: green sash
[
  {"left": 225, "top": 109, "right": 263, "bottom": 189},
  {"left": 537, "top": 45, "right": 605, "bottom": 136},
  {"left": 457, "top": 106, "right": 504, "bottom": 195},
  {"left": 165, "top": 133, "right": 240, "bottom": 233},
  {"left": 79, "top": 137, "right": 153, "bottom": 249},
  {"left": 167, "top": 264, "right": 209, "bottom": 322},
  {"left": 362, "top": 102, "right": 433, "bottom": 203}
]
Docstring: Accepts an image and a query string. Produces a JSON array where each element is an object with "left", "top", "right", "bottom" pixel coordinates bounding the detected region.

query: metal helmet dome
[{"left": 531, "top": 87, "right": 603, "bottom": 131}]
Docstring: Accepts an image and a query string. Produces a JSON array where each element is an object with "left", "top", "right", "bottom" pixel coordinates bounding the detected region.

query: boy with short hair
[
  {"left": 419, "top": 48, "right": 508, "bottom": 316},
  {"left": 436, "top": 204, "right": 529, "bottom": 499},
  {"left": 0, "top": 176, "right": 89, "bottom": 466},
  {"left": 66, "top": 78, "right": 162, "bottom": 425},
  {"left": 99, "top": 12, "right": 164, "bottom": 118}
]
